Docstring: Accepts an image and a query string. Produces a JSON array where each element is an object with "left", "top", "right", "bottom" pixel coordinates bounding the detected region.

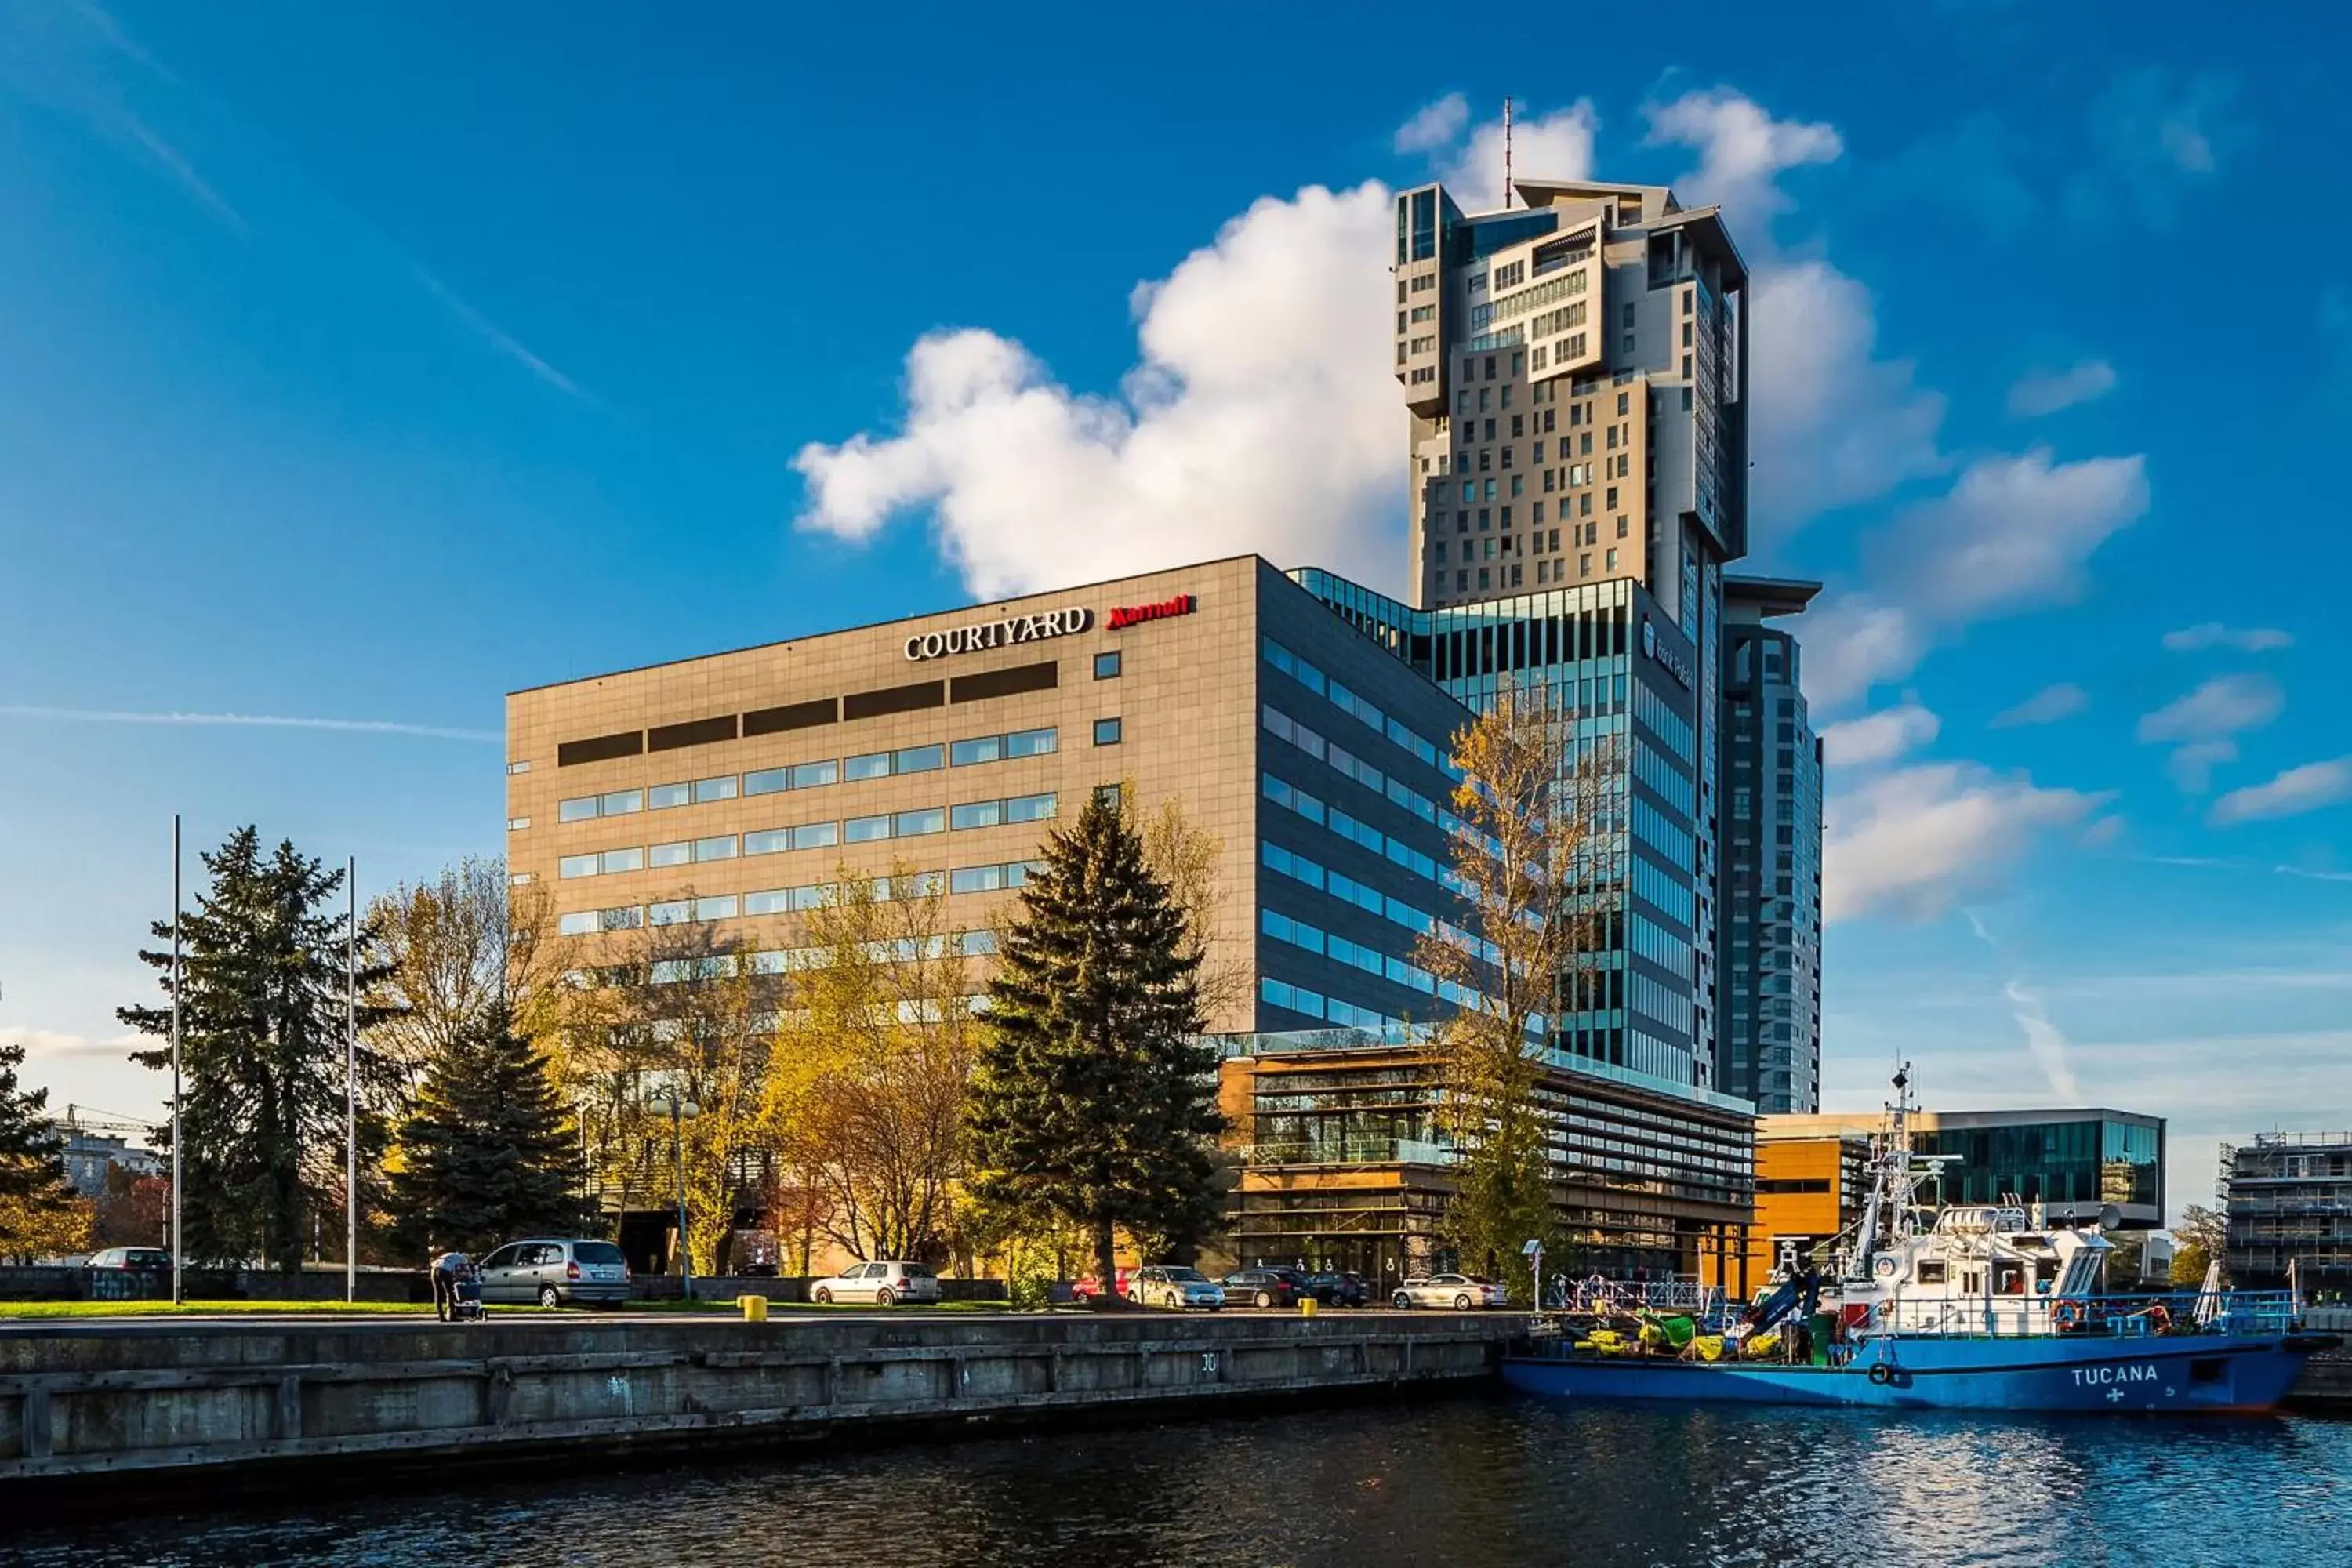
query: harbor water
[{"left": 9, "top": 1394, "right": 2346, "bottom": 1567}]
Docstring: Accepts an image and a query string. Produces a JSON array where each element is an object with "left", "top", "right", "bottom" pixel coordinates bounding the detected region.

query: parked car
[
  {"left": 808, "top": 1260, "right": 943, "bottom": 1306},
  {"left": 1130, "top": 1265, "right": 1225, "bottom": 1310},
  {"left": 1221, "top": 1267, "right": 1309, "bottom": 1308},
  {"left": 476, "top": 1238, "right": 630, "bottom": 1308},
  {"left": 1305, "top": 1270, "right": 1371, "bottom": 1308},
  {"left": 85, "top": 1247, "right": 172, "bottom": 1272},
  {"left": 1392, "top": 1273, "right": 1509, "bottom": 1310},
  {"left": 1069, "top": 1266, "right": 1139, "bottom": 1303}
]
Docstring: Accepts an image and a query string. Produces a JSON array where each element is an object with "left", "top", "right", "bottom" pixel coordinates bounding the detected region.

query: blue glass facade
[{"left": 1288, "top": 568, "right": 1710, "bottom": 1092}]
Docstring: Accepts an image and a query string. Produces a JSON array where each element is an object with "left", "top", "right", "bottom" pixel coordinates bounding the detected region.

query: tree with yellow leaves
[
  {"left": 1413, "top": 680, "right": 1612, "bottom": 1303},
  {"left": 761, "top": 865, "right": 978, "bottom": 1263}
]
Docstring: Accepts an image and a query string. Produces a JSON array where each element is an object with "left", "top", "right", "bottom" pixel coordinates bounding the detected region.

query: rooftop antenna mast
[{"left": 1502, "top": 97, "right": 1514, "bottom": 209}]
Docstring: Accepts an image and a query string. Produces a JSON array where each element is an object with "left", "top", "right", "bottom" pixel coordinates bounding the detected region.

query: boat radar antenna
[{"left": 1502, "top": 98, "right": 1513, "bottom": 209}]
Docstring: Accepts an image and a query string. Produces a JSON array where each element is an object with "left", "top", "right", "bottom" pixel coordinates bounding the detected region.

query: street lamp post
[{"left": 648, "top": 1094, "right": 701, "bottom": 1299}]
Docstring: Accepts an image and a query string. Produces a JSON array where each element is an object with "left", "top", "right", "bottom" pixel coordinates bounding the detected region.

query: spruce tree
[
  {"left": 0, "top": 1040, "right": 78, "bottom": 1256},
  {"left": 119, "top": 827, "right": 402, "bottom": 1269},
  {"left": 968, "top": 793, "right": 1221, "bottom": 1298},
  {"left": 390, "top": 1004, "right": 588, "bottom": 1257}
]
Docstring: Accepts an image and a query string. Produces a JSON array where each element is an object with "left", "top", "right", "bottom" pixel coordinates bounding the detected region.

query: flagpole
[
  {"left": 346, "top": 855, "right": 358, "bottom": 1305},
  {"left": 170, "top": 815, "right": 183, "bottom": 1306}
]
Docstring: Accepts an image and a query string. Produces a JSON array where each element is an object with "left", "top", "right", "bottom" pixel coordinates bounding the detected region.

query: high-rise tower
[
  {"left": 1718, "top": 576, "right": 1824, "bottom": 1113},
  {"left": 1392, "top": 179, "right": 1747, "bottom": 617},
  {"left": 1383, "top": 176, "right": 1749, "bottom": 1088}
]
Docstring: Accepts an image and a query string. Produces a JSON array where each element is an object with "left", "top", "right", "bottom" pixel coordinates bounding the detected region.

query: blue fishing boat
[{"left": 1504, "top": 1070, "right": 2337, "bottom": 1414}]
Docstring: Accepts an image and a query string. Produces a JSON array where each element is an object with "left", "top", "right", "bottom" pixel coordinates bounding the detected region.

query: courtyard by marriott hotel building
[{"left": 507, "top": 554, "right": 1754, "bottom": 1288}]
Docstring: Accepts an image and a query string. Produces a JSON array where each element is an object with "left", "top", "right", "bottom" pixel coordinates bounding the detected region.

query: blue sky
[{"left": 2, "top": 1, "right": 2346, "bottom": 1218}]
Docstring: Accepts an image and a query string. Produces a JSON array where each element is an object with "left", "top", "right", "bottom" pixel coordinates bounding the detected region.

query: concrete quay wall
[{"left": 0, "top": 1313, "right": 1520, "bottom": 1501}]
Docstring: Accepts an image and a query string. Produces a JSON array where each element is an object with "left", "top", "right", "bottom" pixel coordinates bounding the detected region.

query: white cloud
[
  {"left": 1419, "top": 97, "right": 1599, "bottom": 214},
  {"left": 1393, "top": 93, "right": 1469, "bottom": 154},
  {"left": 1642, "top": 87, "right": 1840, "bottom": 220},
  {"left": 2136, "top": 672, "right": 2284, "bottom": 743},
  {"left": 1824, "top": 763, "right": 2106, "bottom": 922},
  {"left": 1991, "top": 683, "right": 2089, "bottom": 728},
  {"left": 1889, "top": 448, "right": 2149, "bottom": 621},
  {"left": 2165, "top": 739, "right": 2238, "bottom": 794},
  {"left": 793, "top": 181, "right": 1403, "bottom": 600},
  {"left": 1745, "top": 260, "right": 1947, "bottom": 527},
  {"left": 2211, "top": 757, "right": 2352, "bottom": 826},
  {"left": 1820, "top": 700, "right": 1939, "bottom": 768},
  {"left": 0, "top": 1026, "right": 140, "bottom": 1061},
  {"left": 2138, "top": 673, "right": 2281, "bottom": 793},
  {"left": 2007, "top": 358, "right": 2117, "bottom": 416},
  {"left": 1642, "top": 89, "right": 1944, "bottom": 529},
  {"left": 2163, "top": 622, "right": 2293, "bottom": 652},
  {"left": 1805, "top": 450, "right": 2149, "bottom": 707}
]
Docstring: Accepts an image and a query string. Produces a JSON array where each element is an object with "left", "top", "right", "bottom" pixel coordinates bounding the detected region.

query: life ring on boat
[
  {"left": 2053, "top": 1300, "right": 2085, "bottom": 1331},
  {"left": 1867, "top": 1363, "right": 1894, "bottom": 1385},
  {"left": 2146, "top": 1304, "right": 2172, "bottom": 1334}
]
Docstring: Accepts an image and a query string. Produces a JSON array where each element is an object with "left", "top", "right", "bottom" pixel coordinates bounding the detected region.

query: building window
[
  {"left": 507, "top": 817, "right": 530, "bottom": 832},
  {"left": 1094, "top": 783, "right": 1124, "bottom": 811},
  {"left": 1094, "top": 651, "right": 1121, "bottom": 680},
  {"left": 1094, "top": 717, "right": 1123, "bottom": 746}
]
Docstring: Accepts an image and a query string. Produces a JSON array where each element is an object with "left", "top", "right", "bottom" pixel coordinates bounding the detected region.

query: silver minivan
[{"left": 477, "top": 1238, "right": 630, "bottom": 1308}]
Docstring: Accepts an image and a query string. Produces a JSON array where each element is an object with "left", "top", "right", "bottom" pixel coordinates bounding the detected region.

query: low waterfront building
[
  {"left": 1742, "top": 1121, "right": 1871, "bottom": 1281},
  {"left": 1755, "top": 1108, "right": 2165, "bottom": 1261},
  {"left": 2222, "top": 1132, "right": 2352, "bottom": 1294},
  {"left": 508, "top": 554, "right": 1756, "bottom": 1287}
]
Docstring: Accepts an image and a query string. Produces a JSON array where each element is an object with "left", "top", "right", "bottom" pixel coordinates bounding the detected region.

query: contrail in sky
[{"left": 0, "top": 706, "right": 499, "bottom": 742}]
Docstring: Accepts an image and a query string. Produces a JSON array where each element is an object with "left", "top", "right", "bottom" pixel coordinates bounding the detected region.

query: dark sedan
[
  {"left": 1222, "top": 1267, "right": 1308, "bottom": 1308},
  {"left": 1305, "top": 1270, "right": 1372, "bottom": 1307}
]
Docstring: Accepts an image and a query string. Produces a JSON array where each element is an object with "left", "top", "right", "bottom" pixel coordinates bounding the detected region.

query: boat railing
[
  {"left": 1871, "top": 1289, "right": 2304, "bottom": 1339},
  {"left": 1563, "top": 1274, "right": 1724, "bottom": 1316}
]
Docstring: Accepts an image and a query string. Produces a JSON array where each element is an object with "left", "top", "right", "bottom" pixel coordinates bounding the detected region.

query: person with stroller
[{"left": 430, "top": 1250, "right": 480, "bottom": 1323}]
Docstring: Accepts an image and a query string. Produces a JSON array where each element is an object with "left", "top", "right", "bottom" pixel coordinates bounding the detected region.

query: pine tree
[
  {"left": 119, "top": 827, "right": 403, "bottom": 1270},
  {"left": 0, "top": 1040, "right": 79, "bottom": 1260},
  {"left": 389, "top": 1004, "right": 588, "bottom": 1257},
  {"left": 967, "top": 793, "right": 1221, "bottom": 1298}
]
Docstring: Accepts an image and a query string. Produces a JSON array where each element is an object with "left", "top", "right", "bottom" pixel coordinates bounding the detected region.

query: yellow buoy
[
  {"left": 1300, "top": 1296, "right": 1319, "bottom": 1318},
  {"left": 741, "top": 1293, "right": 769, "bottom": 1323}
]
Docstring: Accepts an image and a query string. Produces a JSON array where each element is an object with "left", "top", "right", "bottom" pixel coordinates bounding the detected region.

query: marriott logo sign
[{"left": 1107, "top": 593, "right": 1197, "bottom": 630}]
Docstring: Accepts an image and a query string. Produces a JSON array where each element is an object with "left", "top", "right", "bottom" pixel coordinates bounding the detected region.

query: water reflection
[{"left": 11, "top": 1395, "right": 2343, "bottom": 1567}]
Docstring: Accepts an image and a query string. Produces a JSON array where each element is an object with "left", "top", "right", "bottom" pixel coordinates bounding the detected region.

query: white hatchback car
[
  {"left": 1392, "top": 1273, "right": 1510, "bottom": 1310},
  {"left": 808, "top": 1260, "right": 943, "bottom": 1306}
]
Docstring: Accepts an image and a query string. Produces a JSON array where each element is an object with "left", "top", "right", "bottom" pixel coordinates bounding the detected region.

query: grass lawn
[{"left": 0, "top": 1299, "right": 449, "bottom": 1319}]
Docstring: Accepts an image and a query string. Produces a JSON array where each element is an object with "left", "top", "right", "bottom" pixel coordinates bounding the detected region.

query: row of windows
[
  {"left": 1261, "top": 907, "right": 1448, "bottom": 1000},
  {"left": 1630, "top": 851, "right": 1694, "bottom": 929},
  {"left": 557, "top": 728, "right": 1059, "bottom": 822},
  {"left": 1261, "top": 774, "right": 1455, "bottom": 899},
  {"left": 1261, "top": 637, "right": 1450, "bottom": 773},
  {"left": 1261, "top": 839, "right": 1504, "bottom": 967},
  {"left": 1632, "top": 682, "right": 1693, "bottom": 766},
  {"left": 556, "top": 859, "right": 1047, "bottom": 935},
  {"left": 1629, "top": 912, "right": 1693, "bottom": 982},
  {"left": 1630, "top": 797, "right": 1693, "bottom": 876},
  {"left": 1628, "top": 970, "right": 1694, "bottom": 1037},
  {"left": 556, "top": 793, "right": 1058, "bottom": 878},
  {"left": 1258, "top": 978, "right": 1401, "bottom": 1037},
  {"left": 1261, "top": 706, "right": 1443, "bottom": 826},
  {"left": 622, "top": 927, "right": 1001, "bottom": 988},
  {"left": 1634, "top": 737, "right": 1694, "bottom": 818}
]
